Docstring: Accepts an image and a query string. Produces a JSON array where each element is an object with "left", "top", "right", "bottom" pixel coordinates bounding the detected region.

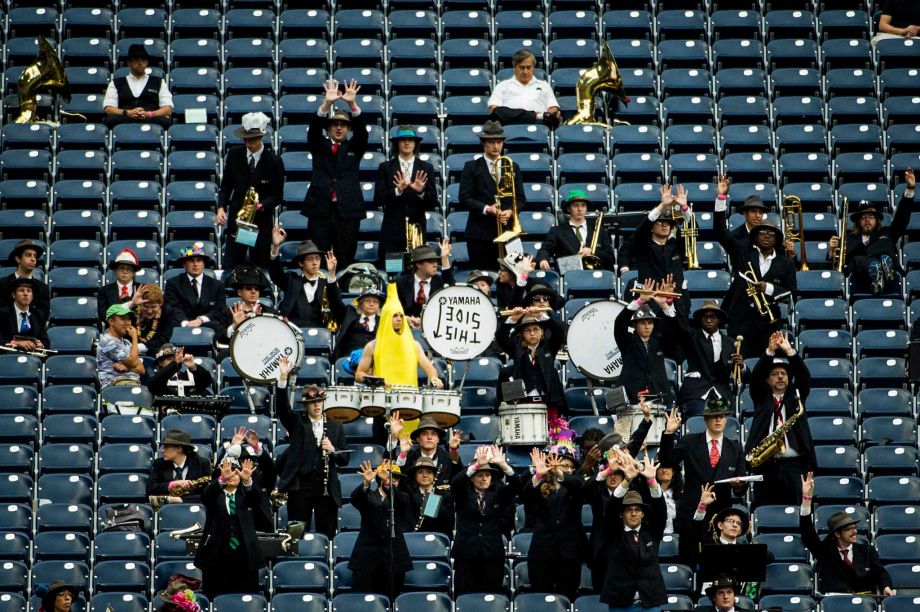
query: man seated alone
[
  {"left": 97, "top": 304, "right": 145, "bottom": 388},
  {"left": 488, "top": 49, "right": 562, "bottom": 128},
  {"left": 102, "top": 44, "right": 172, "bottom": 129}
]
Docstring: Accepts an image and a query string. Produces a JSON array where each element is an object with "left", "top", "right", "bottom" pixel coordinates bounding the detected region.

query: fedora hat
[
  {"left": 629, "top": 304, "right": 659, "bottom": 325},
  {"left": 176, "top": 243, "right": 213, "bottom": 265},
  {"left": 299, "top": 384, "right": 326, "bottom": 405},
  {"left": 479, "top": 120, "right": 505, "bottom": 140},
  {"left": 467, "top": 269, "right": 495, "bottom": 286},
  {"left": 161, "top": 429, "right": 196, "bottom": 451},
  {"left": 702, "top": 397, "right": 732, "bottom": 418},
  {"left": 827, "top": 510, "right": 860, "bottom": 533},
  {"left": 356, "top": 286, "right": 386, "bottom": 302},
  {"left": 410, "top": 416, "right": 446, "bottom": 441},
  {"left": 156, "top": 574, "right": 202, "bottom": 608},
  {"left": 563, "top": 189, "right": 592, "bottom": 210},
  {"left": 767, "top": 356, "right": 794, "bottom": 374},
  {"left": 410, "top": 244, "right": 439, "bottom": 263},
  {"left": 406, "top": 456, "right": 438, "bottom": 477},
  {"left": 326, "top": 109, "right": 353, "bottom": 126},
  {"left": 621, "top": 490, "right": 650, "bottom": 513},
  {"left": 713, "top": 505, "right": 750, "bottom": 534},
  {"left": 738, "top": 196, "right": 771, "bottom": 213},
  {"left": 8, "top": 276, "right": 40, "bottom": 295},
  {"left": 107, "top": 248, "right": 141, "bottom": 272},
  {"left": 155, "top": 343, "right": 177, "bottom": 362},
  {"left": 515, "top": 314, "right": 548, "bottom": 330},
  {"left": 8, "top": 239, "right": 44, "bottom": 263},
  {"left": 692, "top": 300, "right": 726, "bottom": 323},
  {"left": 228, "top": 264, "right": 267, "bottom": 290},
  {"left": 390, "top": 125, "right": 424, "bottom": 143},
  {"left": 704, "top": 575, "right": 740, "bottom": 599},
  {"left": 850, "top": 199, "right": 884, "bottom": 223},
  {"left": 749, "top": 219, "right": 784, "bottom": 243},
  {"left": 524, "top": 283, "right": 564, "bottom": 309},
  {"left": 293, "top": 240, "right": 323, "bottom": 263},
  {"left": 655, "top": 207, "right": 680, "bottom": 225},
  {"left": 233, "top": 111, "right": 271, "bottom": 139},
  {"left": 40, "top": 580, "right": 80, "bottom": 612}
]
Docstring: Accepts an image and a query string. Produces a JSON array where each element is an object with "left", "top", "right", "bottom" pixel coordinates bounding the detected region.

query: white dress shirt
[
  {"left": 103, "top": 72, "right": 173, "bottom": 109},
  {"left": 487, "top": 77, "right": 560, "bottom": 113}
]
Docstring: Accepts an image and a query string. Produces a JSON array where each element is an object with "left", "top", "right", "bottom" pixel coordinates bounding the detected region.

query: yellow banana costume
[{"left": 374, "top": 283, "right": 421, "bottom": 435}]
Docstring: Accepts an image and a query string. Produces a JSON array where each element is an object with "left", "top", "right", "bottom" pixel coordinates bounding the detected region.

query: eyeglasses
[
  {"left": 722, "top": 518, "right": 744, "bottom": 526},
  {"left": 241, "top": 285, "right": 259, "bottom": 291},
  {"left": 532, "top": 295, "right": 550, "bottom": 302}
]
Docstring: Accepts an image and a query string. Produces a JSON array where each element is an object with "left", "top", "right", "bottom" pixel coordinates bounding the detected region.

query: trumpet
[
  {"left": 832, "top": 197, "right": 848, "bottom": 273},
  {"left": 499, "top": 306, "right": 553, "bottom": 316},
  {"left": 491, "top": 156, "right": 524, "bottom": 257},
  {"left": 630, "top": 285, "right": 683, "bottom": 300},
  {"left": 742, "top": 262, "right": 777, "bottom": 324},
  {"left": 671, "top": 201, "right": 699, "bottom": 270},
  {"left": 317, "top": 271, "right": 338, "bottom": 334},
  {"left": 582, "top": 211, "right": 604, "bottom": 270},
  {"left": 733, "top": 335, "right": 744, "bottom": 385},
  {"left": 783, "top": 195, "right": 808, "bottom": 271},
  {"left": 406, "top": 216, "right": 424, "bottom": 252}
]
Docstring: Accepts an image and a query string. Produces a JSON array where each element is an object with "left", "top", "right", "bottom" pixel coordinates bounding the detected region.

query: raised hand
[
  {"left": 582, "top": 446, "right": 601, "bottom": 470},
  {"left": 341, "top": 79, "right": 361, "bottom": 105},
  {"left": 325, "top": 250, "right": 337, "bottom": 277},
  {"left": 231, "top": 426, "right": 247, "bottom": 446},
  {"left": 440, "top": 238, "right": 452, "bottom": 260},
  {"left": 777, "top": 332, "right": 793, "bottom": 354},
  {"left": 278, "top": 355, "right": 293, "bottom": 379},
  {"left": 410, "top": 170, "right": 428, "bottom": 193},
  {"left": 659, "top": 183, "right": 673, "bottom": 207},
  {"left": 664, "top": 407, "right": 682, "bottom": 435},
  {"left": 639, "top": 453, "right": 659, "bottom": 480},
  {"left": 906, "top": 168, "right": 916, "bottom": 190},
  {"left": 358, "top": 460, "right": 376, "bottom": 484},
  {"left": 801, "top": 471, "right": 814, "bottom": 500},
  {"left": 699, "top": 483, "right": 716, "bottom": 508},
  {"left": 717, "top": 174, "right": 730, "bottom": 196},
  {"left": 621, "top": 452, "right": 640, "bottom": 480},
  {"left": 490, "top": 445, "right": 507, "bottom": 468},
  {"left": 393, "top": 170, "right": 411, "bottom": 192},
  {"left": 448, "top": 428, "right": 462, "bottom": 451},
  {"left": 323, "top": 79, "right": 341, "bottom": 103},
  {"left": 674, "top": 185, "right": 689, "bottom": 211},
  {"left": 474, "top": 445, "right": 491, "bottom": 467},
  {"left": 272, "top": 225, "right": 287, "bottom": 247},
  {"left": 245, "top": 429, "right": 260, "bottom": 447},
  {"left": 530, "top": 448, "right": 548, "bottom": 475},
  {"left": 220, "top": 458, "right": 235, "bottom": 480},
  {"left": 768, "top": 331, "right": 783, "bottom": 353},
  {"left": 240, "top": 458, "right": 255, "bottom": 482},
  {"left": 388, "top": 411, "right": 404, "bottom": 439},
  {"left": 399, "top": 435, "right": 411, "bottom": 455}
]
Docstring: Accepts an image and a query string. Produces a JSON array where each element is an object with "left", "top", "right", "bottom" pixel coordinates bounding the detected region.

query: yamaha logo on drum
[{"left": 421, "top": 286, "right": 498, "bottom": 362}]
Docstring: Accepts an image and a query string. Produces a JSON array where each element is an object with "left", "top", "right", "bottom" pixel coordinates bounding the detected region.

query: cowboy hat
[
  {"left": 7, "top": 239, "right": 44, "bottom": 263},
  {"left": 410, "top": 416, "right": 446, "bottom": 442},
  {"left": 233, "top": 111, "right": 271, "bottom": 139},
  {"left": 107, "top": 248, "right": 141, "bottom": 272}
]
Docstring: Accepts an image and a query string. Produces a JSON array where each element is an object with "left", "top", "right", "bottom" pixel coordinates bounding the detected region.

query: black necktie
[
  {"left": 173, "top": 464, "right": 182, "bottom": 480},
  {"left": 248, "top": 155, "right": 255, "bottom": 173},
  {"left": 476, "top": 493, "right": 486, "bottom": 516},
  {"left": 191, "top": 277, "right": 199, "bottom": 302}
]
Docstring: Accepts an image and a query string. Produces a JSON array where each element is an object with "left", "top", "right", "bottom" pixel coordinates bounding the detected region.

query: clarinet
[
  {"left": 415, "top": 490, "right": 429, "bottom": 531},
  {"left": 321, "top": 410, "right": 330, "bottom": 497}
]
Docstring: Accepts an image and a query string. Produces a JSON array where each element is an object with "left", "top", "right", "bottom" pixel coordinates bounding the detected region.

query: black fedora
[
  {"left": 161, "top": 429, "right": 196, "bottom": 451},
  {"left": 849, "top": 199, "right": 884, "bottom": 223},
  {"left": 748, "top": 219, "right": 784, "bottom": 243},
  {"left": 126, "top": 43, "right": 150, "bottom": 61}
]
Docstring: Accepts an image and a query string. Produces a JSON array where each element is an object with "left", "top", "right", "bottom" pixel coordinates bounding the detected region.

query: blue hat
[{"left": 390, "top": 125, "right": 424, "bottom": 142}]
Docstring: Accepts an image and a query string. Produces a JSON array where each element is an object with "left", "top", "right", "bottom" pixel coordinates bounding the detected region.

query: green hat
[
  {"left": 564, "top": 189, "right": 591, "bottom": 210},
  {"left": 105, "top": 303, "right": 134, "bottom": 320}
]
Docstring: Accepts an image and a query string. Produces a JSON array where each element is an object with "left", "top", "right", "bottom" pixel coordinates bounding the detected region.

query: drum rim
[
  {"left": 566, "top": 298, "right": 627, "bottom": 382},
  {"left": 420, "top": 284, "right": 499, "bottom": 362},
  {"left": 229, "top": 313, "right": 305, "bottom": 383}
]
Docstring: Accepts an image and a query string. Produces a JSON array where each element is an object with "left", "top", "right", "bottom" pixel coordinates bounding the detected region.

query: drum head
[
  {"left": 566, "top": 300, "right": 626, "bottom": 381},
  {"left": 229, "top": 315, "right": 304, "bottom": 383},
  {"left": 324, "top": 407, "right": 360, "bottom": 424},
  {"left": 421, "top": 285, "right": 498, "bottom": 361},
  {"left": 425, "top": 411, "right": 460, "bottom": 428}
]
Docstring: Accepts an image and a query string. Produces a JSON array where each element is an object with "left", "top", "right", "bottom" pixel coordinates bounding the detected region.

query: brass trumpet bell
[
  {"left": 564, "top": 42, "right": 629, "bottom": 129},
  {"left": 15, "top": 36, "right": 76, "bottom": 125}
]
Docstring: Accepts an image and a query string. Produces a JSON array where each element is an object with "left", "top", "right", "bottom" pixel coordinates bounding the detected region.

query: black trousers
[
  {"left": 351, "top": 569, "right": 405, "bottom": 601},
  {"left": 286, "top": 489, "right": 339, "bottom": 540},
  {"left": 529, "top": 555, "right": 582, "bottom": 601},
  {"left": 102, "top": 113, "right": 172, "bottom": 130},
  {"left": 752, "top": 456, "right": 806, "bottom": 509},
  {"left": 588, "top": 553, "right": 606, "bottom": 594},
  {"left": 454, "top": 555, "right": 505, "bottom": 595},
  {"left": 467, "top": 238, "right": 501, "bottom": 272},
  {"left": 200, "top": 542, "right": 260, "bottom": 600},
  {"left": 222, "top": 226, "right": 273, "bottom": 270},
  {"left": 307, "top": 212, "right": 361, "bottom": 270}
]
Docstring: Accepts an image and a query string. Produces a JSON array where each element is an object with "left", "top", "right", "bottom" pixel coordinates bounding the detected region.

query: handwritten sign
[{"left": 422, "top": 286, "right": 498, "bottom": 361}]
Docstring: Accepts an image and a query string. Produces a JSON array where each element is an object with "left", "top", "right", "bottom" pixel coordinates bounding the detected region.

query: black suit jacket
[
  {"left": 600, "top": 491, "right": 668, "bottom": 608},
  {"left": 347, "top": 482, "right": 413, "bottom": 573},
  {"left": 275, "top": 387, "right": 349, "bottom": 506},
  {"left": 394, "top": 269, "right": 455, "bottom": 319},
  {"left": 676, "top": 320, "right": 735, "bottom": 404},
  {"left": 146, "top": 453, "right": 212, "bottom": 500},
  {"left": 0, "top": 274, "right": 50, "bottom": 321},
  {"left": 451, "top": 469, "right": 522, "bottom": 560},
  {"left": 303, "top": 112, "right": 368, "bottom": 221},
  {"left": 715, "top": 209, "right": 797, "bottom": 326},
  {"left": 218, "top": 145, "right": 285, "bottom": 262},
  {"left": 613, "top": 305, "right": 676, "bottom": 404},
  {"left": 332, "top": 308, "right": 377, "bottom": 361},
  {"left": 97, "top": 283, "right": 136, "bottom": 321},
  {"left": 521, "top": 474, "right": 587, "bottom": 562},
  {"left": 194, "top": 480, "right": 270, "bottom": 572},
  {"left": 401, "top": 447, "right": 463, "bottom": 487},
  {"left": 0, "top": 306, "right": 49, "bottom": 348},
  {"left": 400, "top": 480, "right": 455, "bottom": 538},
  {"left": 537, "top": 219, "right": 615, "bottom": 271},
  {"left": 268, "top": 260, "right": 346, "bottom": 329},
  {"left": 658, "top": 432, "right": 748, "bottom": 535},
  {"left": 632, "top": 215, "right": 691, "bottom": 317},
  {"left": 374, "top": 157, "right": 438, "bottom": 251},
  {"left": 745, "top": 352, "right": 816, "bottom": 472},
  {"left": 458, "top": 156, "right": 526, "bottom": 241},
  {"left": 497, "top": 316, "right": 567, "bottom": 410},
  {"left": 163, "top": 274, "right": 228, "bottom": 329},
  {"left": 840, "top": 191, "right": 913, "bottom": 275},
  {"left": 800, "top": 512, "right": 893, "bottom": 594}
]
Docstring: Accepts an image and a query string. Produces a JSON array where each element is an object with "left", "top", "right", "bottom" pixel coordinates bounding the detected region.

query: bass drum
[
  {"left": 421, "top": 285, "right": 498, "bottom": 361},
  {"left": 230, "top": 314, "right": 304, "bottom": 384},
  {"left": 566, "top": 300, "right": 626, "bottom": 381}
]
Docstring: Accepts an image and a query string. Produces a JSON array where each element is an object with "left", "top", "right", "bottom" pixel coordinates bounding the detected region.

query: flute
[
  {"left": 733, "top": 335, "right": 743, "bottom": 385},
  {"left": 630, "top": 287, "right": 683, "bottom": 299},
  {"left": 498, "top": 306, "right": 553, "bottom": 316}
]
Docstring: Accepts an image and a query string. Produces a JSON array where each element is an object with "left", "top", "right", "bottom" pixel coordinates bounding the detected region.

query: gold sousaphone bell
[
  {"left": 564, "top": 42, "right": 630, "bottom": 129},
  {"left": 15, "top": 35, "right": 85, "bottom": 125}
]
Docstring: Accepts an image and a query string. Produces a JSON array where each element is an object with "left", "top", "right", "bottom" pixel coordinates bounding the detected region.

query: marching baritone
[
  {"left": 276, "top": 357, "right": 349, "bottom": 540},
  {"left": 745, "top": 332, "right": 815, "bottom": 508}
]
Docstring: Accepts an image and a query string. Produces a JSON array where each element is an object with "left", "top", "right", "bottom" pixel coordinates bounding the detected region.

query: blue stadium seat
[
  {"left": 89, "top": 593, "right": 147, "bottom": 612},
  {"left": 865, "top": 446, "right": 920, "bottom": 478},
  {"left": 39, "top": 443, "right": 93, "bottom": 476},
  {"left": 0, "top": 503, "right": 32, "bottom": 534},
  {"left": 753, "top": 533, "right": 808, "bottom": 562},
  {"left": 36, "top": 503, "right": 94, "bottom": 536},
  {"left": 101, "top": 415, "right": 156, "bottom": 445},
  {"left": 270, "top": 593, "right": 327, "bottom": 612},
  {"left": 92, "top": 560, "right": 150, "bottom": 594},
  {"left": 760, "top": 562, "right": 815, "bottom": 595},
  {"left": 212, "top": 594, "right": 268, "bottom": 612}
]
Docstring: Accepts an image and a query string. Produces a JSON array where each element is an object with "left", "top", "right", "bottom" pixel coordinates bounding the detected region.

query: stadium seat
[{"left": 332, "top": 593, "right": 389, "bottom": 612}]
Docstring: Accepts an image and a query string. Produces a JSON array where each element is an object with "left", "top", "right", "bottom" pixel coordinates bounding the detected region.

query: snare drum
[
  {"left": 422, "top": 390, "right": 461, "bottom": 428},
  {"left": 389, "top": 385, "right": 423, "bottom": 420},
  {"left": 230, "top": 314, "right": 304, "bottom": 384},
  {"left": 359, "top": 387, "right": 388, "bottom": 417},
  {"left": 324, "top": 386, "right": 361, "bottom": 423},
  {"left": 616, "top": 405, "right": 667, "bottom": 445},
  {"left": 498, "top": 403, "right": 548, "bottom": 446}
]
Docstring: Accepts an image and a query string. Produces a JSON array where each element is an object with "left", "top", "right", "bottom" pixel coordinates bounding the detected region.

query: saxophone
[
  {"left": 582, "top": 211, "right": 604, "bottom": 270},
  {"left": 746, "top": 389, "right": 806, "bottom": 468},
  {"left": 317, "top": 271, "right": 338, "bottom": 333},
  {"left": 149, "top": 475, "right": 213, "bottom": 510},
  {"left": 233, "top": 187, "right": 260, "bottom": 245}
]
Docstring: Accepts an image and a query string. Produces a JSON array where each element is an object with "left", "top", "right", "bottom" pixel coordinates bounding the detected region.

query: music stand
[{"left": 699, "top": 544, "right": 769, "bottom": 583}]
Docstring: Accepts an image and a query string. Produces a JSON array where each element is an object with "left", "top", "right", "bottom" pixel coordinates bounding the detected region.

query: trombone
[
  {"left": 783, "top": 195, "right": 808, "bottom": 271},
  {"left": 741, "top": 262, "right": 777, "bottom": 324},
  {"left": 492, "top": 156, "right": 524, "bottom": 258},
  {"left": 582, "top": 211, "right": 604, "bottom": 270},
  {"left": 832, "top": 197, "right": 848, "bottom": 273}
]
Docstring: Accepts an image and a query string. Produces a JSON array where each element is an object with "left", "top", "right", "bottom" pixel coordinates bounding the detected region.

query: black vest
[
  {"left": 519, "top": 351, "right": 547, "bottom": 395},
  {"left": 290, "top": 287, "right": 320, "bottom": 328},
  {"left": 113, "top": 75, "right": 162, "bottom": 110}
]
